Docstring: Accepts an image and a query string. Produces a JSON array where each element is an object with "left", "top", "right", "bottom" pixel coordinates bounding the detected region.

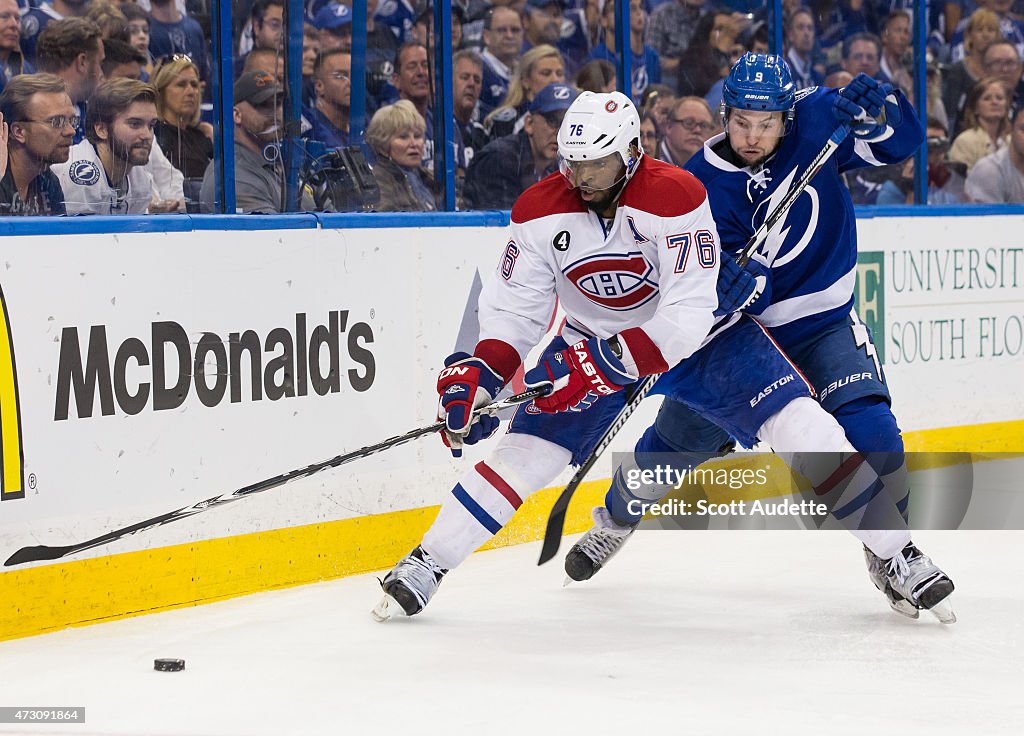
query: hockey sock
[{"left": 422, "top": 433, "right": 571, "bottom": 570}]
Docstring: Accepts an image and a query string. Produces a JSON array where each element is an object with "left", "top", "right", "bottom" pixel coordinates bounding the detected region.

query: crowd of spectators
[{"left": 3, "top": 0, "right": 1024, "bottom": 216}]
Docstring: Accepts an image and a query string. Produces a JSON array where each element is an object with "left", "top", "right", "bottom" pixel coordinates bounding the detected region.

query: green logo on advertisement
[{"left": 854, "top": 252, "right": 885, "bottom": 364}]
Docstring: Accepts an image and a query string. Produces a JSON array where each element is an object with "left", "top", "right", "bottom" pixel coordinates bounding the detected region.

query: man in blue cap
[
  {"left": 464, "top": 82, "right": 578, "bottom": 209},
  {"left": 314, "top": 1, "right": 353, "bottom": 53}
]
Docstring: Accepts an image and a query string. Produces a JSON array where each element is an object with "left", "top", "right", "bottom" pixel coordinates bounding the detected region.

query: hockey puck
[{"left": 154, "top": 658, "right": 185, "bottom": 672}]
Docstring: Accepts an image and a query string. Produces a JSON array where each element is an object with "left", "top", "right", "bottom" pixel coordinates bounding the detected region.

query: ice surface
[{"left": 1, "top": 531, "right": 1021, "bottom": 735}]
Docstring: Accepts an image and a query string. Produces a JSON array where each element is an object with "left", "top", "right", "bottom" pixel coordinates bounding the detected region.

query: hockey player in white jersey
[
  {"left": 374, "top": 89, "right": 894, "bottom": 622},
  {"left": 566, "top": 54, "right": 955, "bottom": 623}
]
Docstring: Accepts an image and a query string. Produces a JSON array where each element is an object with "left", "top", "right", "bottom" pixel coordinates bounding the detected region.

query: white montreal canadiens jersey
[{"left": 479, "top": 157, "right": 722, "bottom": 374}]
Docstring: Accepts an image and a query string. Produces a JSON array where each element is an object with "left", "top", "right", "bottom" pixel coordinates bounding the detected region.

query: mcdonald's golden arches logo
[{"left": 0, "top": 283, "right": 23, "bottom": 501}]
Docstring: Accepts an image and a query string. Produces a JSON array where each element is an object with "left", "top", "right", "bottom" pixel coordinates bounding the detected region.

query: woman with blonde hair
[
  {"left": 942, "top": 8, "right": 1003, "bottom": 131},
  {"left": 949, "top": 77, "right": 1011, "bottom": 171},
  {"left": 366, "top": 100, "right": 439, "bottom": 212},
  {"left": 152, "top": 56, "right": 213, "bottom": 182},
  {"left": 485, "top": 44, "right": 566, "bottom": 139}
]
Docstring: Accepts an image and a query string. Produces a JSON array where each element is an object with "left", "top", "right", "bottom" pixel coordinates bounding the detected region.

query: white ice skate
[
  {"left": 371, "top": 546, "right": 448, "bottom": 622},
  {"left": 563, "top": 506, "right": 638, "bottom": 584},
  {"left": 866, "top": 543, "right": 956, "bottom": 624}
]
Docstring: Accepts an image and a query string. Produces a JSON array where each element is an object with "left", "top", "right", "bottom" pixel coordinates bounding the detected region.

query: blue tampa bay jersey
[{"left": 685, "top": 86, "right": 923, "bottom": 347}]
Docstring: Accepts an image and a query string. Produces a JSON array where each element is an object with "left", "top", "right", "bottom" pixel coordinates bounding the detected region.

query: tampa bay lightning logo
[
  {"left": 563, "top": 252, "right": 658, "bottom": 311},
  {"left": 69, "top": 160, "right": 101, "bottom": 186}
]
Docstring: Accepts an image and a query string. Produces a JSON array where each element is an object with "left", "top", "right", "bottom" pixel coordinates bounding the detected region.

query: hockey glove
[
  {"left": 437, "top": 352, "right": 506, "bottom": 457},
  {"left": 834, "top": 74, "right": 900, "bottom": 138},
  {"left": 714, "top": 252, "right": 772, "bottom": 316},
  {"left": 524, "top": 337, "right": 636, "bottom": 414}
]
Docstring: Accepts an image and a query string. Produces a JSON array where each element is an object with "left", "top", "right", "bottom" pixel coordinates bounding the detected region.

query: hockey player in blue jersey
[{"left": 566, "top": 54, "right": 956, "bottom": 623}]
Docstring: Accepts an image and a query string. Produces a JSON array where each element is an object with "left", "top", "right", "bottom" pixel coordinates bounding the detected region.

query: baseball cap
[
  {"left": 529, "top": 83, "right": 579, "bottom": 115},
  {"left": 234, "top": 70, "right": 282, "bottom": 106},
  {"left": 314, "top": 2, "right": 353, "bottom": 31}
]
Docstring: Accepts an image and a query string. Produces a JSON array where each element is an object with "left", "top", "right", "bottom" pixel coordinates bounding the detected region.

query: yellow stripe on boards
[
  {"left": 0, "top": 419, "right": 1021, "bottom": 642},
  {"left": 0, "top": 288, "right": 22, "bottom": 498}
]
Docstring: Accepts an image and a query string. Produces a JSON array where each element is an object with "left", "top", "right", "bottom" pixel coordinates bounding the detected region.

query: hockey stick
[
  {"left": 536, "top": 374, "right": 660, "bottom": 565},
  {"left": 737, "top": 125, "right": 849, "bottom": 267},
  {"left": 536, "top": 125, "right": 851, "bottom": 565},
  {"left": 4, "top": 388, "right": 546, "bottom": 567}
]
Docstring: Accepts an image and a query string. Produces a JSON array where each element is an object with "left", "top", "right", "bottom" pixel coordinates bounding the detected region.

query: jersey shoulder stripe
[
  {"left": 511, "top": 172, "right": 587, "bottom": 223},
  {"left": 619, "top": 157, "right": 707, "bottom": 217}
]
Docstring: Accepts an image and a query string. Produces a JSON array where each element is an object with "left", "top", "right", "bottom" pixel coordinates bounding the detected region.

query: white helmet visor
[{"left": 558, "top": 152, "right": 627, "bottom": 192}]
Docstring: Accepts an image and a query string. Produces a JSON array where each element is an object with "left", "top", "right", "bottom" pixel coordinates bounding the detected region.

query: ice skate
[
  {"left": 372, "top": 546, "right": 448, "bottom": 622},
  {"left": 863, "top": 545, "right": 920, "bottom": 619},
  {"left": 873, "top": 543, "right": 956, "bottom": 624},
  {"left": 563, "top": 506, "right": 638, "bottom": 584}
]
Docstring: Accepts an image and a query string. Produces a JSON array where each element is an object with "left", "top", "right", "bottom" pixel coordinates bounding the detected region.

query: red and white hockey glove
[
  {"left": 437, "top": 352, "right": 506, "bottom": 457},
  {"left": 524, "top": 337, "right": 635, "bottom": 414}
]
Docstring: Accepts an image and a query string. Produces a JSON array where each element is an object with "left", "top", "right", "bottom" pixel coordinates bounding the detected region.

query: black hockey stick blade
[
  {"left": 5, "top": 387, "right": 545, "bottom": 567},
  {"left": 536, "top": 375, "right": 659, "bottom": 565}
]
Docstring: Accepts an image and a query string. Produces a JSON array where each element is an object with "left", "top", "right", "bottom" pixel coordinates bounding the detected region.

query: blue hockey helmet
[{"left": 721, "top": 53, "right": 796, "bottom": 130}]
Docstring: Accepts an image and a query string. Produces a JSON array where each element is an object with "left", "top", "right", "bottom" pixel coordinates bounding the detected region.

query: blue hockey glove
[
  {"left": 436, "top": 352, "right": 506, "bottom": 457},
  {"left": 834, "top": 74, "right": 899, "bottom": 138},
  {"left": 715, "top": 252, "right": 771, "bottom": 316},
  {"left": 524, "top": 337, "right": 635, "bottom": 414}
]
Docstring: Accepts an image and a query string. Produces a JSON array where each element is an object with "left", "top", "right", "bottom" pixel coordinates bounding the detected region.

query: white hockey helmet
[{"left": 557, "top": 91, "right": 643, "bottom": 192}]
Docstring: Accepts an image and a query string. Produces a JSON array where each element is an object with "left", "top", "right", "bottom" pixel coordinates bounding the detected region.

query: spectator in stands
[
  {"left": 0, "top": 73, "right": 69, "bottom": 215},
  {"left": 943, "top": 9, "right": 1002, "bottom": 132},
  {"left": 949, "top": 0, "right": 1024, "bottom": 63},
  {"left": 0, "top": 0, "right": 31, "bottom": 94},
  {"left": 677, "top": 10, "right": 735, "bottom": 97},
  {"left": 152, "top": 55, "right": 211, "bottom": 180},
  {"left": 200, "top": 70, "right": 290, "bottom": 214},
  {"left": 575, "top": 59, "right": 615, "bottom": 93},
  {"left": 20, "top": 0, "right": 89, "bottom": 67},
  {"left": 365, "top": 99, "right": 438, "bottom": 212},
  {"left": 412, "top": 4, "right": 464, "bottom": 50},
  {"left": 119, "top": 3, "right": 152, "bottom": 79},
  {"left": 305, "top": 48, "right": 350, "bottom": 148},
  {"left": 879, "top": 10, "right": 913, "bottom": 93},
  {"left": 705, "top": 20, "right": 768, "bottom": 110},
  {"left": 966, "top": 102, "right": 1024, "bottom": 202},
  {"left": 925, "top": 61, "right": 951, "bottom": 134},
  {"left": 875, "top": 118, "right": 968, "bottom": 205},
  {"left": 841, "top": 33, "right": 888, "bottom": 83},
  {"left": 950, "top": 77, "right": 1011, "bottom": 171},
  {"left": 785, "top": 8, "right": 824, "bottom": 90},
  {"left": 101, "top": 37, "right": 145, "bottom": 80},
  {"left": 479, "top": 6, "right": 523, "bottom": 114},
  {"left": 236, "top": 0, "right": 283, "bottom": 79},
  {"left": 464, "top": 82, "right": 577, "bottom": 210},
  {"left": 51, "top": 77, "right": 156, "bottom": 214},
  {"left": 640, "top": 83, "right": 676, "bottom": 138},
  {"left": 36, "top": 17, "right": 104, "bottom": 143},
  {"left": 521, "top": 0, "right": 587, "bottom": 76},
  {"left": 823, "top": 69, "right": 854, "bottom": 89},
  {"left": 301, "top": 24, "right": 319, "bottom": 105},
  {"left": 639, "top": 111, "right": 659, "bottom": 159},
  {"left": 588, "top": 0, "right": 660, "bottom": 102},
  {"left": 485, "top": 43, "right": 565, "bottom": 140},
  {"left": 982, "top": 39, "right": 1024, "bottom": 111},
  {"left": 86, "top": 1, "right": 127, "bottom": 40},
  {"left": 148, "top": 0, "right": 209, "bottom": 85},
  {"left": 314, "top": 2, "right": 352, "bottom": 54},
  {"left": 658, "top": 95, "right": 715, "bottom": 167},
  {"left": 391, "top": 42, "right": 432, "bottom": 166},
  {"left": 453, "top": 49, "right": 488, "bottom": 168},
  {"left": 363, "top": 0, "right": 402, "bottom": 110},
  {"left": 244, "top": 48, "right": 284, "bottom": 84},
  {"left": 647, "top": 0, "right": 707, "bottom": 92}
]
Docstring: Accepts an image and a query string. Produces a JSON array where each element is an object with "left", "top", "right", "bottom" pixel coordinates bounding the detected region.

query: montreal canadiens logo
[
  {"left": 605, "top": 100, "right": 618, "bottom": 113},
  {"left": 563, "top": 252, "right": 658, "bottom": 311},
  {"left": 69, "top": 160, "right": 101, "bottom": 186}
]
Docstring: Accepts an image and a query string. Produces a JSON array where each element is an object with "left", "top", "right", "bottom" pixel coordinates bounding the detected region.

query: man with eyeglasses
[
  {"left": 0, "top": 0, "right": 31, "bottom": 94},
  {"left": 0, "top": 72, "right": 70, "bottom": 215},
  {"left": 841, "top": 33, "right": 890, "bottom": 84},
  {"left": 235, "top": 0, "right": 284, "bottom": 80},
  {"left": 659, "top": 96, "right": 716, "bottom": 167},
  {"left": 480, "top": 6, "right": 523, "bottom": 114},
  {"left": 463, "top": 82, "right": 577, "bottom": 209},
  {"left": 304, "top": 48, "right": 350, "bottom": 149},
  {"left": 51, "top": 77, "right": 157, "bottom": 215},
  {"left": 983, "top": 40, "right": 1024, "bottom": 112}
]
